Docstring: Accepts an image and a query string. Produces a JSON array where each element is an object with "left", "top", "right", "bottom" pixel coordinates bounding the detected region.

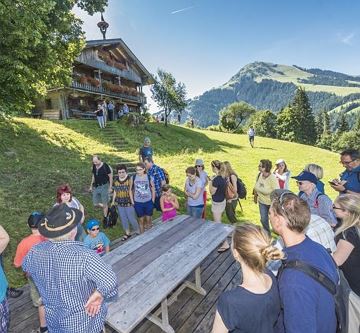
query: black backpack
[
  {"left": 279, "top": 260, "right": 348, "bottom": 333},
  {"left": 104, "top": 205, "right": 118, "bottom": 228},
  {"left": 236, "top": 178, "right": 247, "bottom": 199}
]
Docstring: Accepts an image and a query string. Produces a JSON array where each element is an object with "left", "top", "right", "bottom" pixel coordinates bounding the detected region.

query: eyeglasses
[
  {"left": 118, "top": 171, "right": 126, "bottom": 174},
  {"left": 332, "top": 205, "right": 345, "bottom": 211},
  {"left": 135, "top": 168, "right": 143, "bottom": 171},
  {"left": 340, "top": 160, "right": 355, "bottom": 165},
  {"left": 296, "top": 181, "right": 303, "bottom": 185},
  {"left": 258, "top": 165, "right": 263, "bottom": 168},
  {"left": 91, "top": 227, "right": 100, "bottom": 231},
  {"left": 195, "top": 165, "right": 203, "bottom": 168}
]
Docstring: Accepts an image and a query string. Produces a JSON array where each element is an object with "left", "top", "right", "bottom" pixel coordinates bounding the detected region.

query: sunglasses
[
  {"left": 332, "top": 205, "right": 345, "bottom": 211},
  {"left": 296, "top": 181, "right": 304, "bottom": 185},
  {"left": 278, "top": 192, "right": 298, "bottom": 215},
  {"left": 195, "top": 165, "right": 203, "bottom": 168},
  {"left": 340, "top": 160, "right": 355, "bottom": 165},
  {"left": 91, "top": 227, "right": 100, "bottom": 231}
]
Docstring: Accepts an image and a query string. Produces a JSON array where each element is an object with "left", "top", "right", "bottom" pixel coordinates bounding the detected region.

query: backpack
[
  {"left": 279, "top": 259, "right": 357, "bottom": 333},
  {"left": 225, "top": 177, "right": 237, "bottom": 200},
  {"left": 161, "top": 168, "right": 170, "bottom": 184},
  {"left": 107, "top": 205, "right": 118, "bottom": 227},
  {"left": 237, "top": 178, "right": 247, "bottom": 199}
]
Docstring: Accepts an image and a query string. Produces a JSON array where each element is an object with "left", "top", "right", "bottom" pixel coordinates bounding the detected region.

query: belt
[{"left": 95, "top": 182, "right": 109, "bottom": 188}]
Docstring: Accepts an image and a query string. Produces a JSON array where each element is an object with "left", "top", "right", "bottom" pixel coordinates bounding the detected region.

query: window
[{"left": 45, "top": 99, "right": 52, "bottom": 109}]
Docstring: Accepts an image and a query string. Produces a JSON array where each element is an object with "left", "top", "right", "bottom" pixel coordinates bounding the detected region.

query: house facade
[{"left": 36, "top": 38, "right": 153, "bottom": 120}]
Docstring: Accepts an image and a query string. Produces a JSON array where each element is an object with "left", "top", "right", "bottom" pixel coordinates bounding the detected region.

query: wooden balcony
[
  {"left": 70, "top": 81, "right": 145, "bottom": 104},
  {"left": 77, "top": 57, "right": 142, "bottom": 84}
]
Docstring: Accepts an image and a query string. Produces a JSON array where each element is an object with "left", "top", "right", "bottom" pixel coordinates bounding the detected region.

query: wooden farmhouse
[{"left": 35, "top": 38, "right": 154, "bottom": 120}]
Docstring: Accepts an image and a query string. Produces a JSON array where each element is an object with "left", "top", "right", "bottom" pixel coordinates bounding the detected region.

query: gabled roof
[{"left": 86, "top": 39, "right": 154, "bottom": 84}]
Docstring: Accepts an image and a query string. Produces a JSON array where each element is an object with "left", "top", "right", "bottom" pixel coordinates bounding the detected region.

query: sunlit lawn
[{"left": 0, "top": 117, "right": 342, "bottom": 286}]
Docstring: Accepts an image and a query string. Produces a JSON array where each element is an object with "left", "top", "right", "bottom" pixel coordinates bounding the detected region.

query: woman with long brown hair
[{"left": 224, "top": 161, "right": 238, "bottom": 224}]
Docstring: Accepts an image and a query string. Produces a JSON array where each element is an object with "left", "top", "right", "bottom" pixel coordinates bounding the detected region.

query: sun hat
[
  {"left": 27, "top": 211, "right": 45, "bottom": 229},
  {"left": 275, "top": 159, "right": 285, "bottom": 165},
  {"left": 292, "top": 171, "right": 318, "bottom": 185},
  {"left": 86, "top": 219, "right": 100, "bottom": 230},
  {"left": 38, "top": 204, "right": 82, "bottom": 238},
  {"left": 195, "top": 159, "right": 204, "bottom": 166}
]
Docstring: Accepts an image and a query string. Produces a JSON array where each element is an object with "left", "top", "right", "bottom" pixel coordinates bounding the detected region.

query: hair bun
[{"left": 260, "top": 245, "right": 283, "bottom": 262}]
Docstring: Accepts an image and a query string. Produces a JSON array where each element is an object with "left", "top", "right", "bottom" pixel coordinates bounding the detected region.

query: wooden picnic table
[{"left": 103, "top": 215, "right": 233, "bottom": 333}]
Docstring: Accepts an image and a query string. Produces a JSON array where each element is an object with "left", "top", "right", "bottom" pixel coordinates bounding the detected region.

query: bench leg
[
  {"left": 147, "top": 298, "right": 175, "bottom": 333},
  {"left": 183, "top": 266, "right": 206, "bottom": 296}
]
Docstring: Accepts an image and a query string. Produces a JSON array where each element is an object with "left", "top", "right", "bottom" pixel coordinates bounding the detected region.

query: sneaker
[
  {"left": 8, "top": 287, "right": 23, "bottom": 298},
  {"left": 31, "top": 329, "right": 49, "bottom": 333}
]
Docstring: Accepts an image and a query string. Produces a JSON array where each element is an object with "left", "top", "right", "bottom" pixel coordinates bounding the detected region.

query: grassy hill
[{"left": 0, "top": 118, "right": 343, "bottom": 286}]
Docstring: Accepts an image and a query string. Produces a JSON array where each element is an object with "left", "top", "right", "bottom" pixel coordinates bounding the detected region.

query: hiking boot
[
  {"left": 31, "top": 328, "right": 49, "bottom": 333},
  {"left": 8, "top": 287, "right": 23, "bottom": 298}
]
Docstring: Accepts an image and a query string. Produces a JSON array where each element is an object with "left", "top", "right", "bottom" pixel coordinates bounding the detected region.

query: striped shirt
[{"left": 23, "top": 240, "right": 118, "bottom": 333}]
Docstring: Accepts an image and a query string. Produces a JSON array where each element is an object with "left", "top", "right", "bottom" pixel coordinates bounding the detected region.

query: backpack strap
[
  {"left": 281, "top": 260, "right": 336, "bottom": 295},
  {"left": 314, "top": 192, "right": 324, "bottom": 208}
]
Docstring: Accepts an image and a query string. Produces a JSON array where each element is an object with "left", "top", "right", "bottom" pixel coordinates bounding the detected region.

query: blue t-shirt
[
  {"left": 340, "top": 165, "right": 360, "bottom": 194},
  {"left": 84, "top": 232, "right": 110, "bottom": 256},
  {"left": 0, "top": 265, "right": 8, "bottom": 303},
  {"left": 139, "top": 146, "right": 153, "bottom": 162},
  {"left": 217, "top": 271, "right": 281, "bottom": 333},
  {"left": 277, "top": 237, "right": 338, "bottom": 333}
]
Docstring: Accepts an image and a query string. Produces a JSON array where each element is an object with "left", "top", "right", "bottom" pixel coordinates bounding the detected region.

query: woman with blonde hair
[
  {"left": 304, "top": 163, "right": 325, "bottom": 193},
  {"left": 209, "top": 160, "right": 229, "bottom": 252},
  {"left": 224, "top": 161, "right": 238, "bottom": 224},
  {"left": 212, "top": 223, "right": 283, "bottom": 333},
  {"left": 333, "top": 194, "right": 360, "bottom": 296}
]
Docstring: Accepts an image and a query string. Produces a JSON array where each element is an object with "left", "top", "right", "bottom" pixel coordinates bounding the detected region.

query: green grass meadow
[{"left": 0, "top": 117, "right": 343, "bottom": 286}]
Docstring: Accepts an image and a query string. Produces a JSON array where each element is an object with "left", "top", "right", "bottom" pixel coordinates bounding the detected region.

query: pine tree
[
  {"left": 323, "top": 111, "right": 331, "bottom": 134},
  {"left": 291, "top": 87, "right": 317, "bottom": 144},
  {"left": 353, "top": 113, "right": 360, "bottom": 132},
  {"left": 337, "top": 113, "right": 349, "bottom": 133}
]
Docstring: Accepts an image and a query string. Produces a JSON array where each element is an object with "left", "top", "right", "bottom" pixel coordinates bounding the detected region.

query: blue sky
[{"left": 73, "top": 0, "right": 360, "bottom": 112}]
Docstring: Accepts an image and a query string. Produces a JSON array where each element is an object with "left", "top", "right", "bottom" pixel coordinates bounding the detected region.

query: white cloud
[
  {"left": 171, "top": 6, "right": 195, "bottom": 15},
  {"left": 337, "top": 32, "right": 355, "bottom": 46}
]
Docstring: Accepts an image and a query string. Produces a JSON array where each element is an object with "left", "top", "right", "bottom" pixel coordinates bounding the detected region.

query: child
[
  {"left": 84, "top": 219, "right": 110, "bottom": 256},
  {"left": 13, "top": 212, "right": 48, "bottom": 333},
  {"left": 160, "top": 185, "right": 179, "bottom": 222}
]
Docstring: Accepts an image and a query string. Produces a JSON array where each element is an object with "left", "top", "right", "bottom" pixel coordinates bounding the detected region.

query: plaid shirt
[
  {"left": 300, "top": 188, "right": 338, "bottom": 226},
  {"left": 148, "top": 164, "right": 165, "bottom": 197},
  {"left": 23, "top": 240, "right": 118, "bottom": 333}
]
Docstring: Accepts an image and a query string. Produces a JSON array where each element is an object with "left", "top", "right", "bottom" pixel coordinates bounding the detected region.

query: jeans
[
  {"left": 225, "top": 199, "right": 238, "bottom": 224},
  {"left": 187, "top": 205, "right": 204, "bottom": 218},
  {"left": 259, "top": 202, "right": 271, "bottom": 234},
  {"left": 117, "top": 206, "right": 140, "bottom": 233},
  {"left": 97, "top": 116, "right": 105, "bottom": 128}
]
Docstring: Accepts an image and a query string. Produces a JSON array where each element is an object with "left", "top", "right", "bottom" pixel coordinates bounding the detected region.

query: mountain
[{"left": 187, "top": 62, "right": 360, "bottom": 128}]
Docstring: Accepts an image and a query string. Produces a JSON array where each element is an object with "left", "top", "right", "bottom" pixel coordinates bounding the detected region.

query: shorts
[
  {"left": 29, "top": 277, "right": 42, "bottom": 307},
  {"left": 211, "top": 200, "right": 226, "bottom": 214},
  {"left": 249, "top": 136, "right": 254, "bottom": 142},
  {"left": 153, "top": 196, "right": 161, "bottom": 211},
  {"left": 92, "top": 183, "right": 110, "bottom": 206},
  {"left": 134, "top": 200, "right": 153, "bottom": 218}
]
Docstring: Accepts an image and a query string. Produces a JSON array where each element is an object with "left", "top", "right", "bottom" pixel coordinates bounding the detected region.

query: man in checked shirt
[{"left": 23, "top": 204, "right": 118, "bottom": 333}]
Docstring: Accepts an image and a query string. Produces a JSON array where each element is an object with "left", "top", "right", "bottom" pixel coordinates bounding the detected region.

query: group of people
[
  {"left": 0, "top": 132, "right": 359, "bottom": 333},
  {"left": 94, "top": 100, "right": 129, "bottom": 129}
]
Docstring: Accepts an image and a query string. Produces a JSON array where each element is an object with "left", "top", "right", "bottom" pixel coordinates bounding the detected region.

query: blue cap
[
  {"left": 27, "top": 211, "right": 45, "bottom": 229},
  {"left": 292, "top": 171, "right": 318, "bottom": 184},
  {"left": 86, "top": 219, "right": 100, "bottom": 230}
]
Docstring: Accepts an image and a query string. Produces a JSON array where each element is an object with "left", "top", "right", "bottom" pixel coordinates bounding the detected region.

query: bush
[
  {"left": 316, "top": 133, "right": 334, "bottom": 150},
  {"left": 331, "top": 130, "right": 360, "bottom": 152},
  {"left": 122, "top": 113, "right": 146, "bottom": 127}
]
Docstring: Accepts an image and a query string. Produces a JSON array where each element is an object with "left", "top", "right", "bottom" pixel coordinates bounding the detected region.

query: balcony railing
[
  {"left": 77, "top": 59, "right": 142, "bottom": 84},
  {"left": 70, "top": 81, "right": 143, "bottom": 103}
]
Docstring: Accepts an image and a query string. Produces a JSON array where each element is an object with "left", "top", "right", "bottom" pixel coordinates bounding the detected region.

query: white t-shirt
[{"left": 185, "top": 177, "right": 204, "bottom": 207}]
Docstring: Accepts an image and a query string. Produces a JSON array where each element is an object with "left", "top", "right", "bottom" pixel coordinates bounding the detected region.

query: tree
[
  {"left": 248, "top": 110, "right": 277, "bottom": 138},
  {"left": 0, "top": 0, "right": 107, "bottom": 115},
  {"left": 219, "top": 101, "right": 255, "bottom": 132},
  {"left": 276, "top": 106, "right": 297, "bottom": 142},
  {"left": 151, "top": 69, "right": 187, "bottom": 126},
  {"left": 354, "top": 113, "right": 360, "bottom": 132},
  {"left": 337, "top": 113, "right": 349, "bottom": 134},
  {"left": 291, "top": 87, "right": 317, "bottom": 144}
]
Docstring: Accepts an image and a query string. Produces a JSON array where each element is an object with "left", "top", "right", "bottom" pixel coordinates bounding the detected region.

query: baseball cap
[
  {"left": 86, "top": 219, "right": 100, "bottom": 230},
  {"left": 27, "top": 211, "right": 45, "bottom": 229},
  {"left": 275, "top": 159, "right": 285, "bottom": 165},
  {"left": 292, "top": 171, "right": 318, "bottom": 184}
]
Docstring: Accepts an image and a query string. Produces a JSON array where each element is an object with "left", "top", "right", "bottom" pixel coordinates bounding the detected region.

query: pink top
[{"left": 162, "top": 200, "right": 177, "bottom": 222}]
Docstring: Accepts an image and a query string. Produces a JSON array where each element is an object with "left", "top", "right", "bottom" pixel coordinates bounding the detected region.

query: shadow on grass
[
  {"left": 59, "top": 120, "right": 244, "bottom": 156},
  {"left": 254, "top": 146, "right": 276, "bottom": 150}
]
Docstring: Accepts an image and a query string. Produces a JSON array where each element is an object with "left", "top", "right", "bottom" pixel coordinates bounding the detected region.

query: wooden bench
[
  {"left": 70, "top": 109, "right": 97, "bottom": 120},
  {"left": 103, "top": 215, "right": 233, "bottom": 333}
]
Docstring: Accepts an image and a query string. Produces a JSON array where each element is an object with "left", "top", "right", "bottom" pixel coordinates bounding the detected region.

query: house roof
[{"left": 86, "top": 39, "right": 154, "bottom": 85}]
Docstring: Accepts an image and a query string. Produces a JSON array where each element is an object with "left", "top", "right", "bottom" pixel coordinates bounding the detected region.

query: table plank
[
  {"left": 106, "top": 220, "right": 233, "bottom": 333},
  {"left": 103, "top": 215, "right": 190, "bottom": 266}
]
